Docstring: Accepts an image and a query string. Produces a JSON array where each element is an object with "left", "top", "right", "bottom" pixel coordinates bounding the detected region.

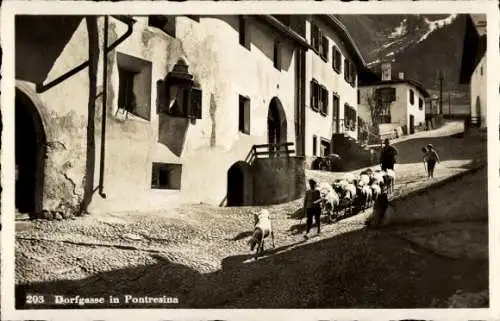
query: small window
[
  {"left": 238, "top": 95, "right": 250, "bottom": 134},
  {"left": 419, "top": 98, "right": 423, "bottom": 110},
  {"left": 148, "top": 16, "right": 176, "bottom": 38},
  {"left": 357, "top": 89, "right": 360, "bottom": 104},
  {"left": 312, "top": 135, "right": 317, "bottom": 156},
  {"left": 273, "top": 40, "right": 282, "bottom": 70},
  {"left": 117, "top": 52, "right": 152, "bottom": 120},
  {"left": 239, "top": 16, "right": 250, "bottom": 49},
  {"left": 332, "top": 46, "right": 342, "bottom": 73},
  {"left": 151, "top": 163, "right": 182, "bottom": 190},
  {"left": 409, "top": 89, "right": 415, "bottom": 105},
  {"left": 480, "top": 66, "right": 483, "bottom": 76},
  {"left": 350, "top": 64, "right": 357, "bottom": 87}
]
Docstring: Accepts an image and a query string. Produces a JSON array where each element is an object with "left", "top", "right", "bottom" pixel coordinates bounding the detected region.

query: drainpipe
[{"left": 97, "top": 15, "right": 135, "bottom": 199}]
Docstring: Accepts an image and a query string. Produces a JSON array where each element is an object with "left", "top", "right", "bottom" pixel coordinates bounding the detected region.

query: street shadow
[
  {"left": 16, "top": 224, "right": 489, "bottom": 309},
  {"left": 228, "top": 230, "right": 254, "bottom": 241}
]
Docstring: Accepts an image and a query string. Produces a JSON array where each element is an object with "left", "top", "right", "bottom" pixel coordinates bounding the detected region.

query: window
[
  {"left": 148, "top": 16, "right": 176, "bottom": 37},
  {"left": 357, "top": 89, "right": 360, "bottom": 104},
  {"left": 310, "top": 80, "right": 328, "bottom": 114},
  {"left": 319, "top": 86, "right": 328, "bottom": 116},
  {"left": 238, "top": 95, "right": 250, "bottom": 134},
  {"left": 332, "top": 46, "right": 342, "bottom": 73},
  {"left": 419, "top": 98, "right": 423, "bottom": 110},
  {"left": 117, "top": 52, "right": 152, "bottom": 120},
  {"left": 151, "top": 163, "right": 182, "bottom": 190},
  {"left": 480, "top": 66, "right": 483, "bottom": 76},
  {"left": 344, "top": 58, "right": 350, "bottom": 83},
  {"left": 320, "top": 138, "right": 330, "bottom": 157},
  {"left": 239, "top": 16, "right": 250, "bottom": 49},
  {"left": 332, "top": 93, "right": 340, "bottom": 118},
  {"left": 344, "top": 104, "right": 357, "bottom": 131},
  {"left": 343, "top": 58, "right": 356, "bottom": 86},
  {"left": 311, "top": 24, "right": 320, "bottom": 52},
  {"left": 312, "top": 135, "right": 317, "bottom": 156},
  {"left": 319, "top": 35, "right": 329, "bottom": 61},
  {"left": 273, "top": 40, "right": 282, "bottom": 70},
  {"left": 409, "top": 89, "right": 415, "bottom": 105},
  {"left": 310, "top": 79, "right": 319, "bottom": 111}
]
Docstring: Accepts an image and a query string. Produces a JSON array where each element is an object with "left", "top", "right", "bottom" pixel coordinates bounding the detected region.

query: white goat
[{"left": 248, "top": 209, "right": 275, "bottom": 259}]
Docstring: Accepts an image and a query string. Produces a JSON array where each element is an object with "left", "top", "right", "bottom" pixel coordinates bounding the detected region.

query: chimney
[
  {"left": 398, "top": 72, "right": 404, "bottom": 80},
  {"left": 381, "top": 62, "right": 392, "bottom": 81}
]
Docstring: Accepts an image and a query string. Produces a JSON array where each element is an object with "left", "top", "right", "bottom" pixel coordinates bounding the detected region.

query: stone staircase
[{"left": 331, "top": 133, "right": 378, "bottom": 171}]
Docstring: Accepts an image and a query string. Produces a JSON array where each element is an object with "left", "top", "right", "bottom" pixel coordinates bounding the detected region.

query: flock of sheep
[{"left": 316, "top": 168, "right": 397, "bottom": 222}]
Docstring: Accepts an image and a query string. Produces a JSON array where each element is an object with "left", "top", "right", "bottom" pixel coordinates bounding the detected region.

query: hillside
[{"left": 337, "top": 14, "right": 470, "bottom": 105}]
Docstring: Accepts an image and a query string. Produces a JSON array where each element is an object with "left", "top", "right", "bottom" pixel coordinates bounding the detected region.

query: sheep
[
  {"left": 370, "top": 183, "right": 382, "bottom": 204},
  {"left": 358, "top": 174, "right": 370, "bottom": 186},
  {"left": 340, "top": 183, "right": 357, "bottom": 216},
  {"left": 370, "top": 171, "right": 385, "bottom": 186},
  {"left": 384, "top": 169, "right": 396, "bottom": 194},
  {"left": 319, "top": 185, "right": 340, "bottom": 222}
]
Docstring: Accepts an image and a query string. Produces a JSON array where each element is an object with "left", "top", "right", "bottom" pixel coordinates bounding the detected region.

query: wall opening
[
  {"left": 116, "top": 52, "right": 152, "bottom": 120},
  {"left": 15, "top": 89, "right": 46, "bottom": 217},
  {"left": 151, "top": 162, "right": 182, "bottom": 190},
  {"left": 227, "top": 161, "right": 252, "bottom": 207},
  {"left": 267, "top": 97, "right": 287, "bottom": 155}
]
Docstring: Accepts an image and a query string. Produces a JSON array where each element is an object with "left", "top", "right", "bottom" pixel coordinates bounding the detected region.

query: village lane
[{"left": 15, "top": 122, "right": 488, "bottom": 309}]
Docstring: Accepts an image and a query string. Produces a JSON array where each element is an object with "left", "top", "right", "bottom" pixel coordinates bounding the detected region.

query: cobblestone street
[{"left": 15, "top": 122, "right": 488, "bottom": 309}]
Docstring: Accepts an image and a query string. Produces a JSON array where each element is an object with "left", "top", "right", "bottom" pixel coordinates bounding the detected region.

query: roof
[
  {"left": 258, "top": 16, "right": 310, "bottom": 49},
  {"left": 359, "top": 79, "right": 430, "bottom": 98},
  {"left": 459, "top": 14, "right": 487, "bottom": 84},
  {"left": 317, "top": 15, "right": 376, "bottom": 83}
]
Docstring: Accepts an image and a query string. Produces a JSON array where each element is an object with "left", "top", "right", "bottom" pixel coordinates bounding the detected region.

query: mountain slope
[{"left": 337, "top": 14, "right": 470, "bottom": 104}]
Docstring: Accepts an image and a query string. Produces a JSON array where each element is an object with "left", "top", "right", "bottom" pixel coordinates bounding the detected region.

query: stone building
[
  {"left": 459, "top": 14, "right": 487, "bottom": 129},
  {"left": 14, "top": 14, "right": 368, "bottom": 218},
  {"left": 303, "top": 15, "right": 368, "bottom": 162},
  {"left": 358, "top": 69, "right": 430, "bottom": 139}
]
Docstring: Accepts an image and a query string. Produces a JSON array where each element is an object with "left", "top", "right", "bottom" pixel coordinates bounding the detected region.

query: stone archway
[
  {"left": 15, "top": 88, "right": 47, "bottom": 218},
  {"left": 267, "top": 97, "right": 287, "bottom": 155},
  {"left": 227, "top": 161, "right": 253, "bottom": 206}
]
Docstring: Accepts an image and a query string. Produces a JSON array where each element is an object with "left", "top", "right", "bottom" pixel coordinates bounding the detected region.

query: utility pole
[{"left": 439, "top": 71, "right": 444, "bottom": 115}]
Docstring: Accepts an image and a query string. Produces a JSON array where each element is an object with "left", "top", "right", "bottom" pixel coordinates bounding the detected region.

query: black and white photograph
[{"left": 1, "top": 0, "right": 498, "bottom": 319}]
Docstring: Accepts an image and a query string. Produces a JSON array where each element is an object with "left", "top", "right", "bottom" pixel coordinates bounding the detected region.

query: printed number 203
[{"left": 26, "top": 295, "right": 45, "bottom": 304}]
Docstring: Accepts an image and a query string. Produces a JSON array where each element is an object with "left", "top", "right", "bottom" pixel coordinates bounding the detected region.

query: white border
[{"left": 2, "top": 1, "right": 499, "bottom": 321}]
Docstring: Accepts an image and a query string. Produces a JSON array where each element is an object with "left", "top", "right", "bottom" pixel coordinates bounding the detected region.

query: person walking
[
  {"left": 303, "top": 179, "right": 322, "bottom": 239},
  {"left": 425, "top": 144, "right": 440, "bottom": 178},
  {"left": 380, "top": 138, "right": 398, "bottom": 171}
]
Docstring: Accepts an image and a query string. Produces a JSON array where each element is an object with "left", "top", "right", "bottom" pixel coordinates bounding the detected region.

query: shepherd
[{"left": 380, "top": 138, "right": 398, "bottom": 171}]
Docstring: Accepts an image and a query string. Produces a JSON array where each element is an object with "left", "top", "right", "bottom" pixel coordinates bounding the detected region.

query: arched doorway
[
  {"left": 267, "top": 97, "right": 287, "bottom": 155},
  {"left": 15, "top": 89, "right": 47, "bottom": 218},
  {"left": 227, "top": 161, "right": 252, "bottom": 206}
]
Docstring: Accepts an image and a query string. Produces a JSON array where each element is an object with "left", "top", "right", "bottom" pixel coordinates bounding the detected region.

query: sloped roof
[
  {"left": 459, "top": 14, "right": 487, "bottom": 84},
  {"left": 359, "top": 79, "right": 430, "bottom": 98}
]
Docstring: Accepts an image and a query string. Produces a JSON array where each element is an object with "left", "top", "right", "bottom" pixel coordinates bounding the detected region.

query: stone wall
[{"left": 252, "top": 156, "right": 305, "bottom": 205}]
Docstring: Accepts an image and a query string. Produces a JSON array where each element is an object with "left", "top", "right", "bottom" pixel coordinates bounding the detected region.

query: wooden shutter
[{"left": 191, "top": 87, "right": 202, "bottom": 119}]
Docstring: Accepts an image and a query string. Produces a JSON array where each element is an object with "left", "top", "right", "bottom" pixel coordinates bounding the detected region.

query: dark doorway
[
  {"left": 267, "top": 97, "right": 287, "bottom": 156},
  {"left": 15, "top": 89, "right": 46, "bottom": 218},
  {"left": 409, "top": 114, "right": 415, "bottom": 134},
  {"left": 227, "top": 161, "right": 252, "bottom": 207}
]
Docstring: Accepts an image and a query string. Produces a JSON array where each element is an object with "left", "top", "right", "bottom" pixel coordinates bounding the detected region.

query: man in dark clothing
[{"left": 380, "top": 138, "right": 398, "bottom": 171}]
